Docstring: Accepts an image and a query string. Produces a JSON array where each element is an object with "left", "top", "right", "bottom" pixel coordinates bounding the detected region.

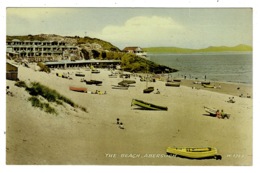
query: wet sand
[{"left": 6, "top": 64, "right": 252, "bottom": 165}]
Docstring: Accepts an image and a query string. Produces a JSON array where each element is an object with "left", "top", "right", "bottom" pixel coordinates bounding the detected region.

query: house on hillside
[
  {"left": 6, "top": 62, "right": 18, "bottom": 80},
  {"left": 122, "top": 46, "right": 147, "bottom": 57}
]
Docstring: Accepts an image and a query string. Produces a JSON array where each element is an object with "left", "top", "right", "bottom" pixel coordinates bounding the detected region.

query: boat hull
[
  {"left": 85, "top": 80, "right": 102, "bottom": 85},
  {"left": 75, "top": 72, "right": 85, "bottom": 77},
  {"left": 112, "top": 85, "right": 129, "bottom": 90},
  {"left": 131, "top": 99, "right": 168, "bottom": 111},
  {"left": 143, "top": 87, "right": 154, "bottom": 93},
  {"left": 166, "top": 147, "right": 220, "bottom": 159},
  {"left": 165, "top": 82, "right": 180, "bottom": 87},
  {"left": 69, "top": 86, "right": 87, "bottom": 92},
  {"left": 91, "top": 70, "right": 100, "bottom": 74},
  {"left": 203, "top": 84, "right": 214, "bottom": 88}
]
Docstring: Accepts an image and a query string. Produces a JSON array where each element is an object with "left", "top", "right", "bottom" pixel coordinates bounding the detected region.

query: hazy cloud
[{"left": 95, "top": 16, "right": 185, "bottom": 48}]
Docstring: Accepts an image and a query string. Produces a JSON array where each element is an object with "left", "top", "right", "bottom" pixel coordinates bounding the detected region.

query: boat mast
[{"left": 146, "top": 60, "right": 148, "bottom": 88}]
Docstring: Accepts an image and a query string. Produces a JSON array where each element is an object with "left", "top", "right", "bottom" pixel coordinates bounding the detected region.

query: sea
[{"left": 148, "top": 52, "right": 252, "bottom": 84}]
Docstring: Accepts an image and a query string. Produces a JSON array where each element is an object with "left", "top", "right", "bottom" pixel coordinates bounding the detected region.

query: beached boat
[
  {"left": 143, "top": 86, "right": 154, "bottom": 93},
  {"left": 118, "top": 80, "right": 136, "bottom": 87},
  {"left": 131, "top": 99, "right": 168, "bottom": 111},
  {"left": 165, "top": 82, "right": 180, "bottom": 87},
  {"left": 204, "top": 106, "right": 217, "bottom": 115},
  {"left": 166, "top": 146, "right": 221, "bottom": 160},
  {"left": 85, "top": 80, "right": 102, "bottom": 85},
  {"left": 69, "top": 86, "right": 87, "bottom": 93},
  {"left": 201, "top": 81, "right": 211, "bottom": 85},
  {"left": 119, "top": 80, "right": 136, "bottom": 84},
  {"left": 112, "top": 85, "right": 129, "bottom": 90},
  {"left": 75, "top": 72, "right": 85, "bottom": 77},
  {"left": 203, "top": 84, "right": 214, "bottom": 88},
  {"left": 91, "top": 69, "right": 100, "bottom": 74}
]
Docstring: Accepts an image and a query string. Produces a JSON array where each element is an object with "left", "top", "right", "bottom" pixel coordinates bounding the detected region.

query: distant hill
[{"left": 143, "top": 44, "right": 252, "bottom": 54}]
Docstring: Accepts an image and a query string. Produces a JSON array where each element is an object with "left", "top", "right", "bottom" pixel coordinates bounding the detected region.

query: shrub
[
  {"left": 25, "top": 82, "right": 87, "bottom": 114},
  {"left": 28, "top": 96, "right": 57, "bottom": 115},
  {"left": 28, "top": 96, "right": 41, "bottom": 108},
  {"left": 15, "top": 81, "right": 27, "bottom": 88},
  {"left": 43, "top": 103, "right": 57, "bottom": 115}
]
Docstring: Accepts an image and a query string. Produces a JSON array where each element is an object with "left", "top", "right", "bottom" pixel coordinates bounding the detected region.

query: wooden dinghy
[
  {"left": 85, "top": 80, "right": 102, "bottom": 85},
  {"left": 143, "top": 87, "right": 154, "bottom": 93},
  {"left": 69, "top": 86, "right": 87, "bottom": 93},
  {"left": 118, "top": 80, "right": 136, "bottom": 85},
  {"left": 118, "top": 80, "right": 136, "bottom": 87},
  {"left": 165, "top": 82, "right": 180, "bottom": 87},
  {"left": 75, "top": 72, "right": 85, "bottom": 77},
  {"left": 91, "top": 69, "right": 100, "bottom": 74},
  {"left": 131, "top": 99, "right": 168, "bottom": 111},
  {"left": 203, "top": 84, "right": 214, "bottom": 88},
  {"left": 201, "top": 81, "right": 211, "bottom": 85},
  {"left": 112, "top": 85, "right": 129, "bottom": 90},
  {"left": 204, "top": 106, "right": 217, "bottom": 115},
  {"left": 166, "top": 146, "right": 222, "bottom": 160}
]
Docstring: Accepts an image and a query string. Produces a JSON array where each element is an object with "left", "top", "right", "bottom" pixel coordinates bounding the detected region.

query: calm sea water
[{"left": 148, "top": 52, "right": 252, "bottom": 84}]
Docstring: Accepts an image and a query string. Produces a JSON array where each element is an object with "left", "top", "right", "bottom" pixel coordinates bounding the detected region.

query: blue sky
[{"left": 6, "top": 8, "right": 252, "bottom": 49}]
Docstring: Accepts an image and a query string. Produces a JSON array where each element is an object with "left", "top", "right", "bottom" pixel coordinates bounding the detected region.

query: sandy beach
[{"left": 6, "top": 64, "right": 252, "bottom": 165}]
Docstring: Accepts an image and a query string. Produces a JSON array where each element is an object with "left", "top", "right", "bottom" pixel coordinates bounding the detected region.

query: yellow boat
[
  {"left": 166, "top": 147, "right": 222, "bottom": 160},
  {"left": 203, "top": 84, "right": 215, "bottom": 88}
]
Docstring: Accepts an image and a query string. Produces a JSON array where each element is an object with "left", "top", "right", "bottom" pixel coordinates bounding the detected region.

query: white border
[{"left": 1, "top": 0, "right": 259, "bottom": 173}]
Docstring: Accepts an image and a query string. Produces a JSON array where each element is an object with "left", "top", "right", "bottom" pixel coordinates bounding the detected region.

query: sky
[{"left": 6, "top": 8, "right": 252, "bottom": 49}]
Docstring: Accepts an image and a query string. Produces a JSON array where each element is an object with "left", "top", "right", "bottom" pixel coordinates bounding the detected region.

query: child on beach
[{"left": 119, "top": 123, "right": 124, "bottom": 129}]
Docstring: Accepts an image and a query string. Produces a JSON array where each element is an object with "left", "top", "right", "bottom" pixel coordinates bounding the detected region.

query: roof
[
  {"left": 122, "top": 47, "right": 142, "bottom": 51},
  {"left": 44, "top": 60, "right": 121, "bottom": 65},
  {"left": 6, "top": 62, "right": 19, "bottom": 71},
  {"left": 12, "top": 39, "right": 21, "bottom": 42}
]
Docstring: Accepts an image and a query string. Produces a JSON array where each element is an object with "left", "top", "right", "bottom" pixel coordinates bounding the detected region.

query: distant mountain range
[{"left": 143, "top": 44, "right": 252, "bottom": 54}]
